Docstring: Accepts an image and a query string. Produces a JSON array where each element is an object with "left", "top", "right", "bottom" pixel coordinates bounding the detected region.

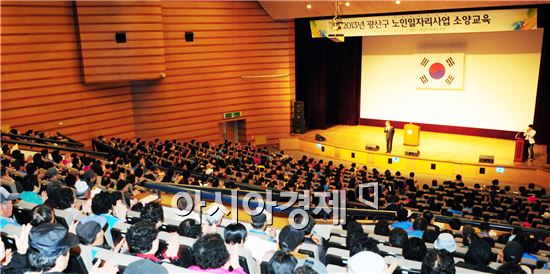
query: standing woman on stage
[
  {"left": 523, "top": 124, "right": 536, "bottom": 160},
  {"left": 384, "top": 121, "right": 395, "bottom": 153}
]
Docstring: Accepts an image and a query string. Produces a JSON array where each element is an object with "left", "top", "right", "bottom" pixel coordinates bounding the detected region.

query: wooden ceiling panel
[{"left": 258, "top": 0, "right": 550, "bottom": 20}]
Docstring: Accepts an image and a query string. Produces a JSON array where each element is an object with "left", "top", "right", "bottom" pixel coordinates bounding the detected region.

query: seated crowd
[
  {"left": 3, "top": 128, "right": 79, "bottom": 146},
  {"left": 0, "top": 131, "right": 548, "bottom": 274}
]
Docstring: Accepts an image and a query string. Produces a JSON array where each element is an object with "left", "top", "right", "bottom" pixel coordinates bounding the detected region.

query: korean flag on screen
[{"left": 416, "top": 53, "right": 464, "bottom": 90}]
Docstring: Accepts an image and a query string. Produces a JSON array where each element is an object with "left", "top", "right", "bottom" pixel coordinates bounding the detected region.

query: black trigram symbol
[
  {"left": 421, "top": 57, "right": 429, "bottom": 67},
  {"left": 420, "top": 75, "right": 428, "bottom": 84},
  {"left": 446, "top": 57, "right": 455, "bottom": 67},
  {"left": 445, "top": 75, "right": 455, "bottom": 85}
]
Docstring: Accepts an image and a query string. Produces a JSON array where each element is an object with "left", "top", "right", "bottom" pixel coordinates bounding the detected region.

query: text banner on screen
[{"left": 310, "top": 8, "right": 537, "bottom": 38}]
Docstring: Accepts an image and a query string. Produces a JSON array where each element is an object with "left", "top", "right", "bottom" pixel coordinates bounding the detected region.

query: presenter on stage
[
  {"left": 523, "top": 124, "right": 536, "bottom": 160},
  {"left": 384, "top": 121, "right": 395, "bottom": 153}
]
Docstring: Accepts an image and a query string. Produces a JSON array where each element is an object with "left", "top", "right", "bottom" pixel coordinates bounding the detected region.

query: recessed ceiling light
[
  {"left": 345, "top": 2, "right": 350, "bottom": 6},
  {"left": 395, "top": 0, "right": 401, "bottom": 4},
  {"left": 306, "top": 3, "right": 312, "bottom": 9}
]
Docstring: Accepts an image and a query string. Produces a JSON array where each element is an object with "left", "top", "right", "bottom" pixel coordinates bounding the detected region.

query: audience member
[
  {"left": 79, "top": 217, "right": 108, "bottom": 245},
  {"left": 496, "top": 263, "right": 527, "bottom": 274},
  {"left": 245, "top": 211, "right": 277, "bottom": 261},
  {"left": 391, "top": 208, "right": 412, "bottom": 231},
  {"left": 409, "top": 217, "right": 427, "bottom": 238},
  {"left": 298, "top": 214, "right": 327, "bottom": 264},
  {"left": 27, "top": 223, "right": 80, "bottom": 273},
  {"left": 422, "top": 229, "right": 439, "bottom": 244},
  {"left": 140, "top": 202, "right": 164, "bottom": 228},
  {"left": 455, "top": 239, "right": 496, "bottom": 273},
  {"left": 190, "top": 233, "right": 245, "bottom": 274},
  {"left": 421, "top": 249, "right": 456, "bottom": 274},
  {"left": 177, "top": 218, "right": 202, "bottom": 239},
  {"left": 126, "top": 221, "right": 182, "bottom": 265},
  {"left": 267, "top": 250, "right": 297, "bottom": 274},
  {"left": 347, "top": 251, "right": 397, "bottom": 274},
  {"left": 19, "top": 175, "right": 43, "bottom": 205},
  {"left": 374, "top": 220, "right": 391, "bottom": 236},
  {"left": 123, "top": 259, "right": 168, "bottom": 274},
  {"left": 224, "top": 223, "right": 247, "bottom": 246},
  {"left": 403, "top": 237, "right": 427, "bottom": 262},
  {"left": 0, "top": 191, "right": 19, "bottom": 229},
  {"left": 448, "top": 218, "right": 462, "bottom": 231},
  {"left": 29, "top": 205, "right": 55, "bottom": 226},
  {"left": 479, "top": 222, "right": 496, "bottom": 247},
  {"left": 422, "top": 210, "right": 440, "bottom": 232},
  {"left": 389, "top": 228, "right": 408, "bottom": 248},
  {"left": 434, "top": 233, "right": 457, "bottom": 253},
  {"left": 350, "top": 235, "right": 379, "bottom": 257}
]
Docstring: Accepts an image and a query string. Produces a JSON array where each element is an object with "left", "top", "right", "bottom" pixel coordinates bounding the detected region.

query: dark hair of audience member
[
  {"left": 421, "top": 249, "right": 456, "bottom": 274},
  {"left": 130, "top": 202, "right": 144, "bottom": 213},
  {"left": 22, "top": 174, "right": 39, "bottom": 192},
  {"left": 178, "top": 218, "right": 202, "bottom": 239},
  {"left": 109, "top": 191, "right": 124, "bottom": 206},
  {"left": 91, "top": 191, "right": 113, "bottom": 215},
  {"left": 267, "top": 250, "right": 298, "bottom": 274},
  {"left": 422, "top": 229, "right": 439, "bottom": 244},
  {"left": 495, "top": 263, "right": 527, "bottom": 274},
  {"left": 126, "top": 221, "right": 159, "bottom": 254},
  {"left": 64, "top": 174, "right": 77, "bottom": 188},
  {"left": 449, "top": 218, "right": 462, "bottom": 230},
  {"left": 518, "top": 236, "right": 539, "bottom": 255},
  {"left": 27, "top": 246, "right": 69, "bottom": 272},
  {"left": 140, "top": 202, "right": 164, "bottom": 225},
  {"left": 30, "top": 205, "right": 55, "bottom": 226},
  {"left": 116, "top": 180, "right": 129, "bottom": 192},
  {"left": 423, "top": 210, "right": 434, "bottom": 223},
  {"left": 389, "top": 228, "right": 408, "bottom": 248},
  {"left": 374, "top": 220, "right": 391, "bottom": 236},
  {"left": 346, "top": 220, "right": 364, "bottom": 248},
  {"left": 44, "top": 182, "right": 63, "bottom": 208},
  {"left": 413, "top": 217, "right": 428, "bottom": 231},
  {"left": 350, "top": 235, "right": 379, "bottom": 257},
  {"left": 99, "top": 176, "right": 111, "bottom": 189},
  {"left": 403, "top": 237, "right": 428, "bottom": 262},
  {"left": 224, "top": 223, "right": 247, "bottom": 245},
  {"left": 462, "top": 227, "right": 480, "bottom": 247},
  {"left": 464, "top": 239, "right": 492, "bottom": 267},
  {"left": 57, "top": 188, "right": 75, "bottom": 210},
  {"left": 192, "top": 233, "right": 230, "bottom": 270}
]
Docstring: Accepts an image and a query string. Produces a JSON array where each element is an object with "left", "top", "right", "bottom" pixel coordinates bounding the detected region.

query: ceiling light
[
  {"left": 306, "top": 3, "right": 312, "bottom": 9},
  {"left": 345, "top": 2, "right": 350, "bottom": 6},
  {"left": 395, "top": 0, "right": 401, "bottom": 4}
]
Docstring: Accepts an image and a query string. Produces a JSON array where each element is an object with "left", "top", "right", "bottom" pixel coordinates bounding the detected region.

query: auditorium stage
[{"left": 280, "top": 125, "right": 550, "bottom": 187}]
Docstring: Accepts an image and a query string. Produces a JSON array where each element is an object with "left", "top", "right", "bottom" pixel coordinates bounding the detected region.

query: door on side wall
[{"left": 220, "top": 119, "right": 246, "bottom": 143}]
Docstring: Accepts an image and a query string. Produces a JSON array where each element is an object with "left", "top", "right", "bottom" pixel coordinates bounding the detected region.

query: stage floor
[{"left": 299, "top": 125, "right": 547, "bottom": 168}]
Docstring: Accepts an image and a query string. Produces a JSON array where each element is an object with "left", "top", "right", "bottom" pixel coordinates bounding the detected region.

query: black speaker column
[{"left": 292, "top": 101, "right": 306, "bottom": 134}]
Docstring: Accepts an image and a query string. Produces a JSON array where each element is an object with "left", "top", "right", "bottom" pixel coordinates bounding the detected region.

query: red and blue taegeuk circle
[{"left": 429, "top": 62, "right": 445, "bottom": 79}]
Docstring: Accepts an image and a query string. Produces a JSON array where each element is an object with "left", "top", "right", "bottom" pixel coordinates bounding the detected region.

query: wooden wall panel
[
  {"left": 1, "top": 1, "right": 136, "bottom": 145},
  {"left": 1, "top": 1, "right": 295, "bottom": 146},
  {"left": 75, "top": 1, "right": 167, "bottom": 83},
  {"left": 131, "top": 1, "right": 295, "bottom": 144}
]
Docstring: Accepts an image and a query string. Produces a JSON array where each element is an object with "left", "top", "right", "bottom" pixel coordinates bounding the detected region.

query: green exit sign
[{"left": 223, "top": 111, "right": 242, "bottom": 119}]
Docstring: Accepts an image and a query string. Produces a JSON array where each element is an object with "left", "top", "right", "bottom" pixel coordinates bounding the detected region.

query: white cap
[
  {"left": 75, "top": 180, "right": 90, "bottom": 197},
  {"left": 347, "top": 251, "right": 385, "bottom": 274},
  {"left": 205, "top": 203, "right": 228, "bottom": 225},
  {"left": 434, "top": 233, "right": 457, "bottom": 253}
]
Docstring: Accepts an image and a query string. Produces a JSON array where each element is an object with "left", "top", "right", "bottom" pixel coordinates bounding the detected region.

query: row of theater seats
[
  {"left": 325, "top": 226, "right": 550, "bottom": 273},
  {"left": 5, "top": 196, "right": 550, "bottom": 274},
  {"left": 4, "top": 198, "right": 324, "bottom": 274}
]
